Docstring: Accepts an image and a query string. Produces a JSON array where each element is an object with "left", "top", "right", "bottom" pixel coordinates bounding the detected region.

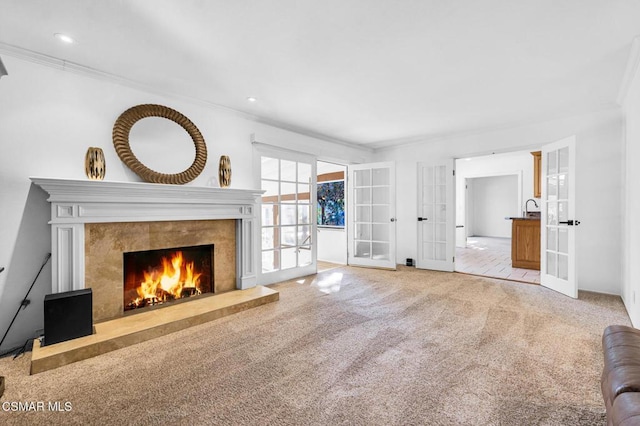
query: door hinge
[
  {"left": 453, "top": 256, "right": 455, "bottom": 263},
  {"left": 453, "top": 170, "right": 456, "bottom": 176}
]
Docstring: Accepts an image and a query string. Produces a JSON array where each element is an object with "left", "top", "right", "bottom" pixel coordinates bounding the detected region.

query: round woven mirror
[{"left": 112, "top": 104, "right": 207, "bottom": 184}]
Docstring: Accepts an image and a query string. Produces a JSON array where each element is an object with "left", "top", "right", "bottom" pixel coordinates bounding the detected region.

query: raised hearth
[{"left": 31, "top": 285, "right": 279, "bottom": 374}]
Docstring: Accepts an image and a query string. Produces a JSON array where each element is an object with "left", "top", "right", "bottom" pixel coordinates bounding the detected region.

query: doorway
[
  {"left": 454, "top": 150, "right": 541, "bottom": 284},
  {"left": 316, "top": 161, "right": 348, "bottom": 268},
  {"left": 316, "top": 160, "right": 398, "bottom": 271}
]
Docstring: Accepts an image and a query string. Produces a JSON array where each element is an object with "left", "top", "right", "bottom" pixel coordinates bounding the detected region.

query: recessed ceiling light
[
  {"left": 54, "top": 33, "right": 76, "bottom": 44},
  {"left": 246, "top": 97, "right": 257, "bottom": 103}
]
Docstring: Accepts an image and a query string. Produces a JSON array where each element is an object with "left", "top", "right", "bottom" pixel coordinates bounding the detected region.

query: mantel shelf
[{"left": 30, "top": 177, "right": 263, "bottom": 205}]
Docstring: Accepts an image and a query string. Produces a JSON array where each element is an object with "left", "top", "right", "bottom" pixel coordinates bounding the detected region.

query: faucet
[{"left": 525, "top": 199, "right": 539, "bottom": 216}]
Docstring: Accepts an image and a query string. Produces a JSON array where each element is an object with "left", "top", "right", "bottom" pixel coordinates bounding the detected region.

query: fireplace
[
  {"left": 123, "top": 244, "right": 214, "bottom": 312},
  {"left": 85, "top": 219, "right": 236, "bottom": 321},
  {"left": 31, "top": 177, "right": 262, "bottom": 323}
]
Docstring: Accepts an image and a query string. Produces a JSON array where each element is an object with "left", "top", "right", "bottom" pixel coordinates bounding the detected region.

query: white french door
[
  {"left": 540, "top": 135, "right": 578, "bottom": 298},
  {"left": 347, "top": 162, "right": 396, "bottom": 269},
  {"left": 416, "top": 160, "right": 455, "bottom": 271},
  {"left": 257, "top": 148, "right": 317, "bottom": 285}
]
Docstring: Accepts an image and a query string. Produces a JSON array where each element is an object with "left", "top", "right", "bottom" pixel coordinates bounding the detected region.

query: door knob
[
  {"left": 418, "top": 217, "right": 427, "bottom": 221},
  {"left": 390, "top": 218, "right": 396, "bottom": 222},
  {"left": 559, "top": 220, "right": 580, "bottom": 226}
]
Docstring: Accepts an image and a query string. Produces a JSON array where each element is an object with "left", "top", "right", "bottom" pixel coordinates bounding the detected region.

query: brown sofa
[{"left": 602, "top": 325, "right": 640, "bottom": 425}]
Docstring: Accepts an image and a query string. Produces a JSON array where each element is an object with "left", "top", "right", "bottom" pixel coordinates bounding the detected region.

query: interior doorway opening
[
  {"left": 316, "top": 161, "right": 348, "bottom": 268},
  {"left": 454, "top": 150, "right": 541, "bottom": 284}
]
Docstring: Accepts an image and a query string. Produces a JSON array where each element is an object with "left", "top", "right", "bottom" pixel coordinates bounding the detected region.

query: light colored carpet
[{"left": 0, "top": 266, "right": 630, "bottom": 425}]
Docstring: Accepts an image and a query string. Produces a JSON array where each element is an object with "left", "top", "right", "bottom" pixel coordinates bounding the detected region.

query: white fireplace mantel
[{"left": 31, "top": 177, "right": 263, "bottom": 294}]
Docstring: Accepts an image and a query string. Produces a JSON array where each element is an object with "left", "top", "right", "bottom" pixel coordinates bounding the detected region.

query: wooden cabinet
[
  {"left": 511, "top": 219, "right": 540, "bottom": 270},
  {"left": 531, "top": 151, "right": 541, "bottom": 198}
]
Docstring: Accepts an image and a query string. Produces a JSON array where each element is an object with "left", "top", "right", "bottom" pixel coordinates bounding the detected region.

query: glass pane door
[
  {"left": 259, "top": 153, "right": 316, "bottom": 285},
  {"left": 417, "top": 160, "right": 455, "bottom": 271},
  {"left": 348, "top": 162, "right": 396, "bottom": 269},
  {"left": 540, "top": 136, "right": 577, "bottom": 298}
]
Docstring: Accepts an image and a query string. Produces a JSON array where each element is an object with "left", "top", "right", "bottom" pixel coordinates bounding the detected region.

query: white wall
[
  {"left": 317, "top": 228, "right": 347, "bottom": 264},
  {"left": 374, "top": 108, "right": 624, "bottom": 295},
  {"left": 622, "top": 43, "right": 640, "bottom": 326},
  {"left": 0, "top": 54, "right": 372, "bottom": 351},
  {"left": 456, "top": 150, "right": 538, "bottom": 243},
  {"left": 469, "top": 175, "right": 518, "bottom": 238}
]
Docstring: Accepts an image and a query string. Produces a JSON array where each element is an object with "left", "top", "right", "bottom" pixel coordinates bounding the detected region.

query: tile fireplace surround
[{"left": 31, "top": 177, "right": 263, "bottom": 321}]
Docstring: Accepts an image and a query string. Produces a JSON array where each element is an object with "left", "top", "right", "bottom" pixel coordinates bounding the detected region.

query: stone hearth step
[{"left": 30, "top": 286, "right": 278, "bottom": 374}]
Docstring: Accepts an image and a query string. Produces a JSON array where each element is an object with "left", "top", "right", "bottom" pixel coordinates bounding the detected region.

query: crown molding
[
  {"left": 370, "top": 104, "right": 621, "bottom": 153},
  {"left": 0, "top": 42, "right": 372, "bottom": 154},
  {"left": 248, "top": 116, "right": 373, "bottom": 153},
  {"left": 617, "top": 36, "right": 640, "bottom": 107}
]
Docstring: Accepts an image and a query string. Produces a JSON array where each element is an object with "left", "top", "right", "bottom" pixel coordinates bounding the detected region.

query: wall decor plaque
[
  {"left": 85, "top": 147, "right": 106, "bottom": 180},
  {"left": 219, "top": 155, "right": 231, "bottom": 187}
]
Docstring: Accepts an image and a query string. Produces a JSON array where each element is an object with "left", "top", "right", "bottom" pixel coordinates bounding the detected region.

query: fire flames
[{"left": 127, "top": 251, "right": 203, "bottom": 309}]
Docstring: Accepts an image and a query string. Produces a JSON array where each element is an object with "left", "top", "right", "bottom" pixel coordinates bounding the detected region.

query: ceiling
[{"left": 1, "top": 0, "right": 639, "bottom": 149}]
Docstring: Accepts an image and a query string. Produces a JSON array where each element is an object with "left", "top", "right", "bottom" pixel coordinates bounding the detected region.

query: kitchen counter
[
  {"left": 505, "top": 216, "right": 540, "bottom": 221},
  {"left": 507, "top": 217, "right": 540, "bottom": 270}
]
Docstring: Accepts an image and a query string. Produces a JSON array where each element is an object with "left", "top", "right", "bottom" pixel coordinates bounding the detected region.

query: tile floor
[{"left": 455, "top": 236, "right": 540, "bottom": 284}]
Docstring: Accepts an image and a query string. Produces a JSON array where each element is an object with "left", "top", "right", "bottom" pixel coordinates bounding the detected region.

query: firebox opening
[{"left": 123, "top": 244, "right": 214, "bottom": 312}]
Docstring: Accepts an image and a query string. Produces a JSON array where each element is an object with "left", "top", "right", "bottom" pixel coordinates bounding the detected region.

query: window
[
  {"left": 317, "top": 180, "right": 345, "bottom": 227},
  {"left": 317, "top": 165, "right": 345, "bottom": 228}
]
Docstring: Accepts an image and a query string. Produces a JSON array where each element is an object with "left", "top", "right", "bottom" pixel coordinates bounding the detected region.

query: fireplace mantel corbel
[{"left": 31, "top": 177, "right": 263, "bottom": 294}]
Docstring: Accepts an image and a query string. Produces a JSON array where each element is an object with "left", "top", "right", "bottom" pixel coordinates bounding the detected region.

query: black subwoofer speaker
[{"left": 43, "top": 288, "right": 93, "bottom": 346}]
